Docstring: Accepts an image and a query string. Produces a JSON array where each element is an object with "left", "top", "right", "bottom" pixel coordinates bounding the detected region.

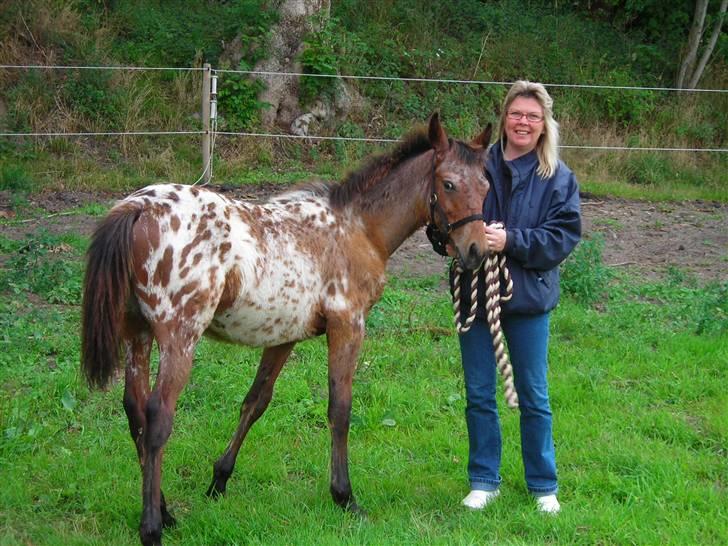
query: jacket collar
[
  {"left": 498, "top": 138, "right": 539, "bottom": 176},
  {"left": 487, "top": 139, "right": 539, "bottom": 176}
]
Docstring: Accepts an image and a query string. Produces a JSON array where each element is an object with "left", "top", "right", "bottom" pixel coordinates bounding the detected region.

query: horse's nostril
[{"left": 469, "top": 242, "right": 479, "bottom": 258}]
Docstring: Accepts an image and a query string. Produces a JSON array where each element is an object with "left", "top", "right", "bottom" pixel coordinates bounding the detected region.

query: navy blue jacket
[{"left": 451, "top": 142, "right": 581, "bottom": 317}]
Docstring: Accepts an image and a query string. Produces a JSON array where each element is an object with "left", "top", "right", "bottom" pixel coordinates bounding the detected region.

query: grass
[{"left": 0, "top": 226, "right": 726, "bottom": 545}]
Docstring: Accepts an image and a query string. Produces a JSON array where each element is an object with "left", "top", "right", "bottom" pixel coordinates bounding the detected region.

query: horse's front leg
[{"left": 326, "top": 313, "right": 365, "bottom": 514}]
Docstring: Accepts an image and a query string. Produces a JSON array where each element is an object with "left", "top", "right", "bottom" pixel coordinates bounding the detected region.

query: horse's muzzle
[{"left": 460, "top": 242, "right": 489, "bottom": 270}]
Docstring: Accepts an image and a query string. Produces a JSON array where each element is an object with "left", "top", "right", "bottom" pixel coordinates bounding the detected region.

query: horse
[{"left": 81, "top": 113, "right": 492, "bottom": 545}]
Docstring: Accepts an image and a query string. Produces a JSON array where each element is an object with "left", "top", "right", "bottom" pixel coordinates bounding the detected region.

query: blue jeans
[{"left": 459, "top": 313, "right": 557, "bottom": 496}]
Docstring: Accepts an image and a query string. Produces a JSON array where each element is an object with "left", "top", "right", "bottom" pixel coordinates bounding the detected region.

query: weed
[
  {"left": 0, "top": 232, "right": 84, "bottom": 304},
  {"left": 0, "top": 164, "right": 36, "bottom": 192},
  {"left": 561, "top": 234, "right": 612, "bottom": 306},
  {"left": 299, "top": 17, "right": 341, "bottom": 106},
  {"left": 217, "top": 67, "right": 268, "bottom": 131},
  {"left": 695, "top": 282, "right": 728, "bottom": 335}
]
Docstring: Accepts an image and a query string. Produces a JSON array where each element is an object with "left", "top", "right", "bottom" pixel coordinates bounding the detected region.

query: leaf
[
  {"left": 381, "top": 418, "right": 397, "bottom": 427},
  {"left": 61, "top": 389, "right": 77, "bottom": 412}
]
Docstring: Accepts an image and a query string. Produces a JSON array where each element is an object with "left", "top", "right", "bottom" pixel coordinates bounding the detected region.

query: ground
[{"left": 1, "top": 187, "right": 726, "bottom": 284}]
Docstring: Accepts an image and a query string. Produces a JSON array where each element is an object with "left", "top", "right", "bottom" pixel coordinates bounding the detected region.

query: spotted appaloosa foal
[{"left": 81, "top": 114, "right": 492, "bottom": 545}]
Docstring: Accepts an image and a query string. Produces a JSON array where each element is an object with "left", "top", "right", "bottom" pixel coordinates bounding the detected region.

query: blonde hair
[{"left": 498, "top": 80, "right": 559, "bottom": 179}]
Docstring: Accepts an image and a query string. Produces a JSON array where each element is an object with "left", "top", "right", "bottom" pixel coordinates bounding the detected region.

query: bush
[
  {"left": 695, "top": 282, "right": 728, "bottom": 335},
  {"left": 0, "top": 165, "right": 36, "bottom": 192},
  {"left": 300, "top": 18, "right": 340, "bottom": 106},
  {"left": 217, "top": 68, "right": 268, "bottom": 131},
  {"left": 0, "top": 234, "right": 83, "bottom": 305},
  {"left": 622, "top": 153, "right": 673, "bottom": 185},
  {"left": 561, "top": 234, "right": 612, "bottom": 306}
]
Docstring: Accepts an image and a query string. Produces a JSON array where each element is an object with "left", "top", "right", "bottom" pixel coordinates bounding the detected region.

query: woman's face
[{"left": 503, "top": 96, "right": 545, "bottom": 158}]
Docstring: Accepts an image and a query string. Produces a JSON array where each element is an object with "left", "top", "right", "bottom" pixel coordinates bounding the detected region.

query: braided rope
[{"left": 452, "top": 223, "right": 518, "bottom": 409}]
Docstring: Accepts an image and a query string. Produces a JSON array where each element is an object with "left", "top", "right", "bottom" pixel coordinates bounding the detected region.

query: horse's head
[{"left": 428, "top": 113, "right": 492, "bottom": 270}]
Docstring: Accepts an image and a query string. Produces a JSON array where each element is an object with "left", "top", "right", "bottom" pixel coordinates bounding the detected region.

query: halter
[{"left": 427, "top": 192, "right": 485, "bottom": 241}]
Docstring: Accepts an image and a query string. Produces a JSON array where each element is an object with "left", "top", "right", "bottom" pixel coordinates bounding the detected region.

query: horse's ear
[
  {"left": 428, "top": 112, "right": 449, "bottom": 157},
  {"left": 471, "top": 122, "right": 493, "bottom": 148}
]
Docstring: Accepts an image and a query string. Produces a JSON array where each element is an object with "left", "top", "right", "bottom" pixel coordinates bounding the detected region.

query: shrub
[
  {"left": 0, "top": 165, "right": 36, "bottom": 192},
  {"left": 217, "top": 66, "right": 268, "bottom": 131},
  {"left": 622, "top": 153, "right": 673, "bottom": 186},
  {"left": 561, "top": 234, "right": 611, "bottom": 306},
  {"left": 0, "top": 234, "right": 83, "bottom": 305},
  {"left": 299, "top": 18, "right": 340, "bottom": 106},
  {"left": 694, "top": 282, "right": 728, "bottom": 335}
]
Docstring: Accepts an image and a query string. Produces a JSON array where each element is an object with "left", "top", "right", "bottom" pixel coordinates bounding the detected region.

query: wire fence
[
  {"left": 3, "top": 64, "right": 728, "bottom": 93},
  {"left": 1, "top": 63, "right": 726, "bottom": 155}
]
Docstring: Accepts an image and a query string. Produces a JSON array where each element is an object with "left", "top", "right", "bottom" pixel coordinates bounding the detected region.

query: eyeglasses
[{"left": 507, "top": 110, "right": 544, "bottom": 123}]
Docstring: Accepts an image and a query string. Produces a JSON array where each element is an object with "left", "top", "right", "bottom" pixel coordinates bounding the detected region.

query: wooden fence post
[{"left": 201, "top": 63, "right": 212, "bottom": 184}]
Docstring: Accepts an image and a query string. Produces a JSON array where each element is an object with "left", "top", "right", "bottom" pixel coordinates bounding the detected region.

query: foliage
[
  {"left": 110, "top": 0, "right": 270, "bottom": 66},
  {"left": 0, "top": 164, "right": 36, "bottom": 192},
  {"left": 61, "top": 69, "right": 124, "bottom": 129},
  {"left": 217, "top": 66, "right": 268, "bottom": 131},
  {"left": 299, "top": 17, "right": 341, "bottom": 106},
  {"left": 0, "top": 0, "right": 726, "bottom": 195},
  {"left": 560, "top": 234, "right": 612, "bottom": 306},
  {"left": 695, "top": 281, "right": 728, "bottom": 335},
  {"left": 0, "top": 232, "right": 84, "bottom": 305}
]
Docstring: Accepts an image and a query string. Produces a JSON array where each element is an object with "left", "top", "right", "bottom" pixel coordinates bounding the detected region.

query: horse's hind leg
[
  {"left": 122, "top": 326, "right": 177, "bottom": 530},
  {"left": 139, "top": 340, "right": 195, "bottom": 546},
  {"left": 206, "top": 342, "right": 295, "bottom": 498}
]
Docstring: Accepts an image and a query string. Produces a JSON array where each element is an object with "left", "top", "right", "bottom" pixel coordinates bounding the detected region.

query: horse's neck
[{"left": 359, "top": 151, "right": 433, "bottom": 259}]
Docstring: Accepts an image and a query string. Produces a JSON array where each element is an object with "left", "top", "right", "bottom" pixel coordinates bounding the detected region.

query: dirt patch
[{"left": 1, "top": 188, "right": 726, "bottom": 284}]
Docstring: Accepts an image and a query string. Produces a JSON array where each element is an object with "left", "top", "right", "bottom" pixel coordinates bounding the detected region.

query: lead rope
[{"left": 452, "top": 223, "right": 518, "bottom": 409}]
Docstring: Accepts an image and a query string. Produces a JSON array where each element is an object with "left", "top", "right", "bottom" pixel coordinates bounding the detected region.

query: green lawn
[{"left": 0, "top": 229, "right": 726, "bottom": 545}]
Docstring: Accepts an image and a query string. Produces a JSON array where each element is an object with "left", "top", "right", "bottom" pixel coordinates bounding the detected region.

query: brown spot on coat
[
  {"left": 219, "top": 242, "right": 232, "bottom": 261},
  {"left": 217, "top": 268, "right": 242, "bottom": 312},
  {"left": 153, "top": 246, "right": 174, "bottom": 287},
  {"left": 171, "top": 281, "right": 199, "bottom": 308}
]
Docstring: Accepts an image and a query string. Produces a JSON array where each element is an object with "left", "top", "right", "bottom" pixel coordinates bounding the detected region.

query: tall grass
[
  {"left": 0, "top": 225, "right": 726, "bottom": 545},
  {"left": 0, "top": 0, "right": 726, "bottom": 197}
]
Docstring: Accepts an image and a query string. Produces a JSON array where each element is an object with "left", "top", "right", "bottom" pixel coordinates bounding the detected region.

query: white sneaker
[
  {"left": 536, "top": 494, "right": 561, "bottom": 514},
  {"left": 462, "top": 489, "right": 500, "bottom": 509}
]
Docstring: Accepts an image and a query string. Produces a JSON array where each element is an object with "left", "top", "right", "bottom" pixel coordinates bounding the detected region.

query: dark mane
[
  {"left": 329, "top": 129, "right": 433, "bottom": 208},
  {"left": 451, "top": 138, "right": 484, "bottom": 165}
]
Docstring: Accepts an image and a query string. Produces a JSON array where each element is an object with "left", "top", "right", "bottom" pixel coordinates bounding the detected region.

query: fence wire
[{"left": 1, "top": 63, "right": 726, "bottom": 153}]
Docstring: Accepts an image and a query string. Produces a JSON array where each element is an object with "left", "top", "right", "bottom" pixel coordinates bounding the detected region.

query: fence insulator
[{"left": 210, "top": 73, "right": 218, "bottom": 121}]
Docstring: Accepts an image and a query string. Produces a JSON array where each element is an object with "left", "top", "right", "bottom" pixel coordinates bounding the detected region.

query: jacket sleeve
[{"left": 504, "top": 169, "right": 582, "bottom": 270}]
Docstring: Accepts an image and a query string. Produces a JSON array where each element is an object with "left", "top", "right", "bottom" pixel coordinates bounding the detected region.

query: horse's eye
[{"left": 443, "top": 180, "right": 455, "bottom": 192}]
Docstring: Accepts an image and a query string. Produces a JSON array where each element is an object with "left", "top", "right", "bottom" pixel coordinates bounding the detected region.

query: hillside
[{"left": 0, "top": 0, "right": 726, "bottom": 199}]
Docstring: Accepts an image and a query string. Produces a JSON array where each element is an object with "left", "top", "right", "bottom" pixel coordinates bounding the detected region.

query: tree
[
  {"left": 676, "top": 0, "right": 728, "bottom": 89},
  {"left": 254, "top": 0, "right": 331, "bottom": 129}
]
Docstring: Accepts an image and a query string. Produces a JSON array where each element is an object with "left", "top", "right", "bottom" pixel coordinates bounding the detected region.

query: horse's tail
[{"left": 81, "top": 202, "right": 143, "bottom": 389}]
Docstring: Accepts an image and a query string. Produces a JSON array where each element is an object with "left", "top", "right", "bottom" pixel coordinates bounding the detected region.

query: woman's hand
[{"left": 485, "top": 224, "right": 507, "bottom": 252}]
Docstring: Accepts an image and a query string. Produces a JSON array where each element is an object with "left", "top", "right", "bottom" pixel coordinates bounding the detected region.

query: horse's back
[{"left": 119, "top": 183, "right": 359, "bottom": 347}]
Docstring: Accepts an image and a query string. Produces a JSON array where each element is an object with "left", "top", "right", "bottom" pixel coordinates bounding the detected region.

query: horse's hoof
[
  {"left": 205, "top": 481, "right": 225, "bottom": 499},
  {"left": 346, "top": 501, "right": 368, "bottom": 519},
  {"left": 139, "top": 525, "right": 162, "bottom": 546},
  {"left": 161, "top": 509, "right": 177, "bottom": 529}
]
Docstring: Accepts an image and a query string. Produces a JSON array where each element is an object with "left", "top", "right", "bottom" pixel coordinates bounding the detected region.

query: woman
[{"left": 439, "top": 81, "right": 581, "bottom": 513}]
